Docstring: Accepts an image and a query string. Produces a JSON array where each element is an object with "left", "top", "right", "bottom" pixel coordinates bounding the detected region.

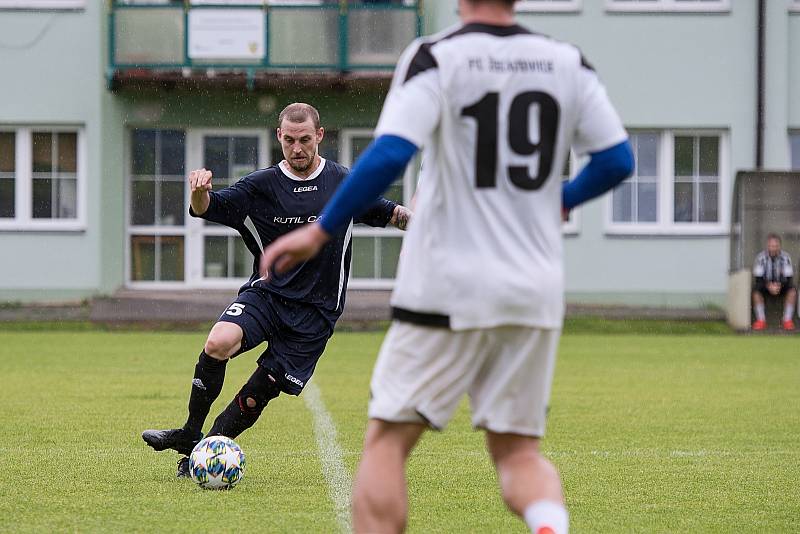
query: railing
[{"left": 109, "top": 1, "right": 423, "bottom": 74}]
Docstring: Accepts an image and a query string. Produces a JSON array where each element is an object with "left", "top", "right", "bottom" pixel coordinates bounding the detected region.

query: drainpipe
[{"left": 756, "top": 0, "right": 765, "bottom": 169}]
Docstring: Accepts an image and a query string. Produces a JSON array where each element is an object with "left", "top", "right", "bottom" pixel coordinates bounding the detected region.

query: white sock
[
  {"left": 755, "top": 303, "right": 766, "bottom": 321},
  {"left": 784, "top": 303, "right": 795, "bottom": 322},
  {"left": 523, "top": 500, "right": 568, "bottom": 534}
]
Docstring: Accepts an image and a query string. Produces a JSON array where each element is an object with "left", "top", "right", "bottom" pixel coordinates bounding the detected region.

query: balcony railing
[{"left": 109, "top": 1, "right": 422, "bottom": 77}]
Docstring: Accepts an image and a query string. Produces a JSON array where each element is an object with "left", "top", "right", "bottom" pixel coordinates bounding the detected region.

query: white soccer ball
[{"left": 189, "top": 436, "right": 246, "bottom": 490}]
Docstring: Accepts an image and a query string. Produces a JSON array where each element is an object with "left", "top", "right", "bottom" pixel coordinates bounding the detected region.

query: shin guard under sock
[{"left": 208, "top": 366, "right": 279, "bottom": 439}]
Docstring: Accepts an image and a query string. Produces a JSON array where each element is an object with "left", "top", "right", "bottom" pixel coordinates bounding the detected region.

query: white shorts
[{"left": 368, "top": 321, "right": 561, "bottom": 437}]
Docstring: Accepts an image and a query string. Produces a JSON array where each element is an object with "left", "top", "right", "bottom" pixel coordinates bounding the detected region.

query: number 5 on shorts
[{"left": 225, "top": 303, "right": 245, "bottom": 317}]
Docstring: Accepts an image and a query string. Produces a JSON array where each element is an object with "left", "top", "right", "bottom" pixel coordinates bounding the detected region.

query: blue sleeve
[
  {"left": 562, "top": 140, "right": 635, "bottom": 211},
  {"left": 190, "top": 175, "right": 257, "bottom": 227},
  {"left": 355, "top": 197, "right": 398, "bottom": 227},
  {"left": 320, "top": 135, "right": 418, "bottom": 234}
]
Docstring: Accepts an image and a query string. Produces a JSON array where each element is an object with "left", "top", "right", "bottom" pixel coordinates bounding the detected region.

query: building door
[
  {"left": 126, "top": 128, "right": 269, "bottom": 289},
  {"left": 186, "top": 131, "right": 270, "bottom": 288}
]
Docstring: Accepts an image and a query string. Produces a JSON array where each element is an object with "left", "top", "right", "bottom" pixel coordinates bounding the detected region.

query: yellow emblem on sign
[{"left": 249, "top": 42, "right": 257, "bottom": 54}]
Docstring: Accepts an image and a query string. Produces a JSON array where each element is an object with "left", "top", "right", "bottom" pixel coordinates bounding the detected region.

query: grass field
[{"left": 1, "top": 324, "right": 798, "bottom": 533}]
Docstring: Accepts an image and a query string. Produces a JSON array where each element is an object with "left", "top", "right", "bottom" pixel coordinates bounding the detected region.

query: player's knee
[
  {"left": 204, "top": 337, "right": 232, "bottom": 359},
  {"left": 204, "top": 329, "right": 241, "bottom": 359},
  {"left": 236, "top": 368, "right": 280, "bottom": 417},
  {"left": 487, "top": 433, "right": 539, "bottom": 465}
]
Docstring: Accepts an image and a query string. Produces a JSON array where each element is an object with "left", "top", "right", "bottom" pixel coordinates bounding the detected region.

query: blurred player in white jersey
[{"left": 260, "top": 1, "right": 635, "bottom": 532}]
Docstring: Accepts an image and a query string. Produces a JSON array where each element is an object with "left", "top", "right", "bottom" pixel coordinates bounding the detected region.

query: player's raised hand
[
  {"left": 259, "top": 222, "right": 331, "bottom": 279},
  {"left": 189, "top": 168, "right": 213, "bottom": 192},
  {"left": 188, "top": 168, "right": 213, "bottom": 215}
]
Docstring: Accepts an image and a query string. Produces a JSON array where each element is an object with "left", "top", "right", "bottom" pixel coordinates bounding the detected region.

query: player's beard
[{"left": 287, "top": 147, "right": 317, "bottom": 174}]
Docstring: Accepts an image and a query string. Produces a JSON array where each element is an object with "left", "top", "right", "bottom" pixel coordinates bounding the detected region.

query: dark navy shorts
[{"left": 216, "top": 288, "right": 334, "bottom": 396}]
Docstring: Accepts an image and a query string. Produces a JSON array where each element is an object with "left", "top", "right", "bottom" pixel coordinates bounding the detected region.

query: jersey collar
[{"left": 278, "top": 157, "right": 326, "bottom": 182}]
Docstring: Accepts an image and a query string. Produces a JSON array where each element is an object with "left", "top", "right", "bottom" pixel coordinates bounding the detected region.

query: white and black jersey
[
  {"left": 376, "top": 23, "right": 627, "bottom": 329},
  {"left": 753, "top": 250, "right": 794, "bottom": 286}
]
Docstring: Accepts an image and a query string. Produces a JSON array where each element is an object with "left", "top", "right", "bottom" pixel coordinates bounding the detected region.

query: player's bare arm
[
  {"left": 390, "top": 205, "right": 413, "bottom": 231},
  {"left": 189, "top": 168, "right": 213, "bottom": 215}
]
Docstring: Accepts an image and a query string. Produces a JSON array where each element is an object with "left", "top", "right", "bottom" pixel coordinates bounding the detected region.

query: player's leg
[
  {"left": 142, "top": 293, "right": 264, "bottom": 457},
  {"left": 181, "top": 321, "right": 242, "bottom": 435},
  {"left": 470, "top": 327, "right": 566, "bottom": 533},
  {"left": 781, "top": 286, "right": 796, "bottom": 329},
  {"left": 206, "top": 363, "right": 281, "bottom": 438},
  {"left": 361, "top": 322, "right": 486, "bottom": 532},
  {"left": 207, "top": 297, "right": 327, "bottom": 439},
  {"left": 752, "top": 289, "right": 767, "bottom": 329},
  {"left": 486, "top": 433, "right": 567, "bottom": 534},
  {"left": 352, "top": 419, "right": 425, "bottom": 534}
]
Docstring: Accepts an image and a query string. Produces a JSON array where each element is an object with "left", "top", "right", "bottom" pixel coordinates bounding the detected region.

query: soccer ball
[{"left": 189, "top": 436, "right": 246, "bottom": 490}]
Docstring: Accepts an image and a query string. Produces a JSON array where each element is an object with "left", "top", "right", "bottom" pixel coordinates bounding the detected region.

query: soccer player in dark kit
[{"left": 142, "top": 103, "right": 413, "bottom": 477}]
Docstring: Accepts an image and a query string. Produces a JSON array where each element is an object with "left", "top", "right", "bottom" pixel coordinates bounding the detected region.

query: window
[
  {"left": 342, "top": 129, "right": 417, "bottom": 288},
  {"left": 130, "top": 130, "right": 185, "bottom": 228},
  {"left": 0, "top": 132, "right": 14, "bottom": 219},
  {"left": 0, "top": 127, "right": 85, "bottom": 230},
  {"left": 790, "top": 132, "right": 800, "bottom": 170},
  {"left": 606, "top": 130, "right": 727, "bottom": 234},
  {"left": 32, "top": 132, "right": 79, "bottom": 220},
  {"left": 0, "top": 0, "right": 85, "bottom": 8},
  {"left": 792, "top": 0, "right": 800, "bottom": 13},
  {"left": 673, "top": 135, "right": 719, "bottom": 223},
  {"left": 516, "top": 0, "right": 582, "bottom": 12},
  {"left": 128, "top": 129, "right": 186, "bottom": 283},
  {"left": 612, "top": 132, "right": 658, "bottom": 224},
  {"left": 199, "top": 134, "right": 262, "bottom": 282},
  {"left": 606, "top": 0, "right": 730, "bottom": 13}
]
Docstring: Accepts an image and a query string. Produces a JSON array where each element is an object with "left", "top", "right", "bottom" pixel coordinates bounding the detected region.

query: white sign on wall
[{"left": 188, "top": 9, "right": 265, "bottom": 60}]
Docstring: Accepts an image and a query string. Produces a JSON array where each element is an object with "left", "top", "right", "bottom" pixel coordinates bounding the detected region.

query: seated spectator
[{"left": 752, "top": 233, "right": 796, "bottom": 331}]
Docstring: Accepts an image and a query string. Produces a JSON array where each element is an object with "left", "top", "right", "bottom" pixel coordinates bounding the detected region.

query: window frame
[
  {"left": 0, "top": 126, "right": 87, "bottom": 232},
  {"left": 604, "top": 129, "right": 729, "bottom": 236},
  {"left": 515, "top": 0, "right": 582, "bottom": 13},
  {"left": 605, "top": 0, "right": 730, "bottom": 13}
]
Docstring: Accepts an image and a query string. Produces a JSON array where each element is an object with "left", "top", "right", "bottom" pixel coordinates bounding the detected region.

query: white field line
[{"left": 303, "top": 380, "right": 352, "bottom": 534}]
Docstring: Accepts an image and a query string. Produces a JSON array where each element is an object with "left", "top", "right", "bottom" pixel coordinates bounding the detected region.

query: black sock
[
  {"left": 208, "top": 366, "right": 279, "bottom": 439},
  {"left": 207, "top": 398, "right": 260, "bottom": 440},
  {"left": 183, "top": 351, "right": 228, "bottom": 437}
]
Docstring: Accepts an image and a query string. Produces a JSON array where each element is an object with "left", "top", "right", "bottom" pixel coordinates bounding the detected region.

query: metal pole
[{"left": 756, "top": 0, "right": 765, "bottom": 169}]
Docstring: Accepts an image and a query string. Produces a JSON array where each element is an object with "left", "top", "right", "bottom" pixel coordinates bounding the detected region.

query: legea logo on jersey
[
  {"left": 285, "top": 373, "right": 304, "bottom": 387},
  {"left": 293, "top": 185, "right": 318, "bottom": 193}
]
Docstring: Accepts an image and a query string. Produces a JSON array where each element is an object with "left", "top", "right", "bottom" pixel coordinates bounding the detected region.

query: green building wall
[{"left": 1, "top": 1, "right": 799, "bottom": 308}]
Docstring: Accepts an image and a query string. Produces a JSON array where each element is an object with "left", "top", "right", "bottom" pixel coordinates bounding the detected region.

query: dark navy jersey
[{"left": 190, "top": 158, "right": 397, "bottom": 323}]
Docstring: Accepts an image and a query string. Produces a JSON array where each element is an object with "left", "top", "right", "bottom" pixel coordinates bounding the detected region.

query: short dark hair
[
  {"left": 278, "top": 103, "right": 321, "bottom": 129},
  {"left": 767, "top": 233, "right": 782, "bottom": 244}
]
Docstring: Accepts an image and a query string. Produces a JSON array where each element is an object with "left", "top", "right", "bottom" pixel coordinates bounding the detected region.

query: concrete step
[{"left": 89, "top": 289, "right": 394, "bottom": 324}]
